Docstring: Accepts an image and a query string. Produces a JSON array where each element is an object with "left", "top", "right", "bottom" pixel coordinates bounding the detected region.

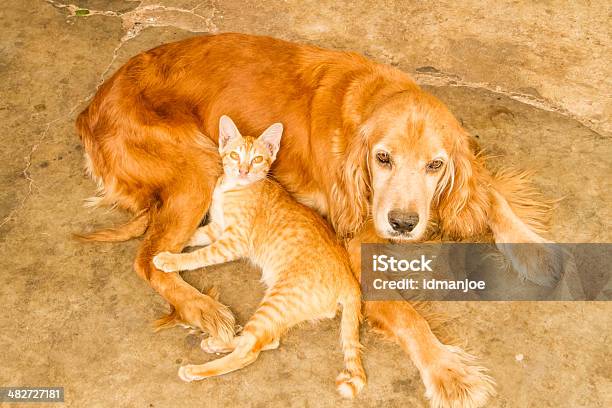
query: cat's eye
[
  {"left": 229, "top": 151, "right": 239, "bottom": 160},
  {"left": 426, "top": 159, "right": 444, "bottom": 172},
  {"left": 252, "top": 156, "right": 263, "bottom": 164},
  {"left": 376, "top": 151, "right": 391, "bottom": 167}
]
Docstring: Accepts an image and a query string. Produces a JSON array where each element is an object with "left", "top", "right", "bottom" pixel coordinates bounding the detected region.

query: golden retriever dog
[{"left": 76, "top": 33, "right": 557, "bottom": 407}]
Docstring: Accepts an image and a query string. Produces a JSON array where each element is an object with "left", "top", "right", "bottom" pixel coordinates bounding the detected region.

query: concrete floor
[{"left": 0, "top": 1, "right": 610, "bottom": 407}]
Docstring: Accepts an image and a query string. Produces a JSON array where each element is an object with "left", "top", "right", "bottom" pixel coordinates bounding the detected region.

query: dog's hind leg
[{"left": 134, "top": 169, "right": 236, "bottom": 342}]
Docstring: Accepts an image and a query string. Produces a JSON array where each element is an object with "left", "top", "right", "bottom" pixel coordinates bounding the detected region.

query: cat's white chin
[{"left": 223, "top": 175, "right": 262, "bottom": 189}]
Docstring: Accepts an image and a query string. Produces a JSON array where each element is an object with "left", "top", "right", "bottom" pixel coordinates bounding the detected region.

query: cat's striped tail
[
  {"left": 336, "top": 290, "right": 366, "bottom": 398},
  {"left": 178, "top": 333, "right": 262, "bottom": 381}
]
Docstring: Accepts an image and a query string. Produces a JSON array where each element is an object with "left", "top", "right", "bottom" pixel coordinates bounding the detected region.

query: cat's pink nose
[{"left": 239, "top": 168, "right": 248, "bottom": 176}]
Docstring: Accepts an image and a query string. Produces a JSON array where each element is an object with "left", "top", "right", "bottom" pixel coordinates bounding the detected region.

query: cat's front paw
[{"left": 153, "top": 251, "right": 182, "bottom": 273}]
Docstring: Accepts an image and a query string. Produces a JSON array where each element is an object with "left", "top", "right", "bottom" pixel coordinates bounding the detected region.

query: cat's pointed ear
[
  {"left": 259, "top": 123, "right": 283, "bottom": 159},
  {"left": 219, "top": 115, "right": 242, "bottom": 150}
]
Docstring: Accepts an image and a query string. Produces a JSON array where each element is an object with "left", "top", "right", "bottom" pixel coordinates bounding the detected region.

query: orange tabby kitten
[{"left": 153, "top": 116, "right": 366, "bottom": 398}]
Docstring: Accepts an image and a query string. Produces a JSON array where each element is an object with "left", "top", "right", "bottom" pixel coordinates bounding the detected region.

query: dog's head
[{"left": 338, "top": 90, "right": 487, "bottom": 241}]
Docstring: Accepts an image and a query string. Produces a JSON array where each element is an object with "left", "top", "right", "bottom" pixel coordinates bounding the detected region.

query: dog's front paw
[
  {"left": 422, "top": 345, "right": 495, "bottom": 408},
  {"left": 153, "top": 251, "right": 182, "bottom": 273}
]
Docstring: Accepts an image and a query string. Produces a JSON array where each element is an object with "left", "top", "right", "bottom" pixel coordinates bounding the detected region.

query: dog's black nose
[{"left": 388, "top": 210, "right": 419, "bottom": 233}]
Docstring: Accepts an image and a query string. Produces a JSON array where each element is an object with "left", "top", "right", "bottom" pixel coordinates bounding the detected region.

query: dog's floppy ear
[
  {"left": 218, "top": 115, "right": 242, "bottom": 151},
  {"left": 435, "top": 127, "right": 489, "bottom": 238},
  {"left": 330, "top": 124, "right": 371, "bottom": 238},
  {"left": 258, "top": 122, "right": 283, "bottom": 160}
]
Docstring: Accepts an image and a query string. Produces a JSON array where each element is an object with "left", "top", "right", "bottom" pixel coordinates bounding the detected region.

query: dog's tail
[{"left": 73, "top": 209, "right": 150, "bottom": 242}]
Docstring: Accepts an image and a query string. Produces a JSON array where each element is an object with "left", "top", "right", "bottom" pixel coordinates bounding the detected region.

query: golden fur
[
  {"left": 153, "top": 117, "right": 365, "bottom": 397},
  {"left": 76, "top": 33, "right": 559, "bottom": 407}
]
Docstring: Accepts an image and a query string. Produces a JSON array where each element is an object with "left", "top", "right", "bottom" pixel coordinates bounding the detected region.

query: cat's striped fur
[{"left": 153, "top": 116, "right": 365, "bottom": 397}]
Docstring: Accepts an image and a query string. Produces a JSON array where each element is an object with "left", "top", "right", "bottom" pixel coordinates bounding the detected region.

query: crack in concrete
[
  {"left": 46, "top": 1, "right": 218, "bottom": 40},
  {"left": 47, "top": 0, "right": 219, "bottom": 88},
  {"left": 46, "top": 0, "right": 121, "bottom": 17},
  {"left": 99, "top": 2, "right": 219, "bottom": 84},
  {"left": 414, "top": 71, "right": 608, "bottom": 138},
  {"left": 0, "top": 101, "right": 83, "bottom": 228}
]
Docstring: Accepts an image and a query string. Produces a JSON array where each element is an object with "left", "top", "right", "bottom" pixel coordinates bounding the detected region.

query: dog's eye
[
  {"left": 376, "top": 151, "right": 391, "bottom": 166},
  {"left": 252, "top": 156, "right": 263, "bottom": 164},
  {"left": 229, "top": 151, "right": 239, "bottom": 160},
  {"left": 426, "top": 159, "right": 444, "bottom": 172}
]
